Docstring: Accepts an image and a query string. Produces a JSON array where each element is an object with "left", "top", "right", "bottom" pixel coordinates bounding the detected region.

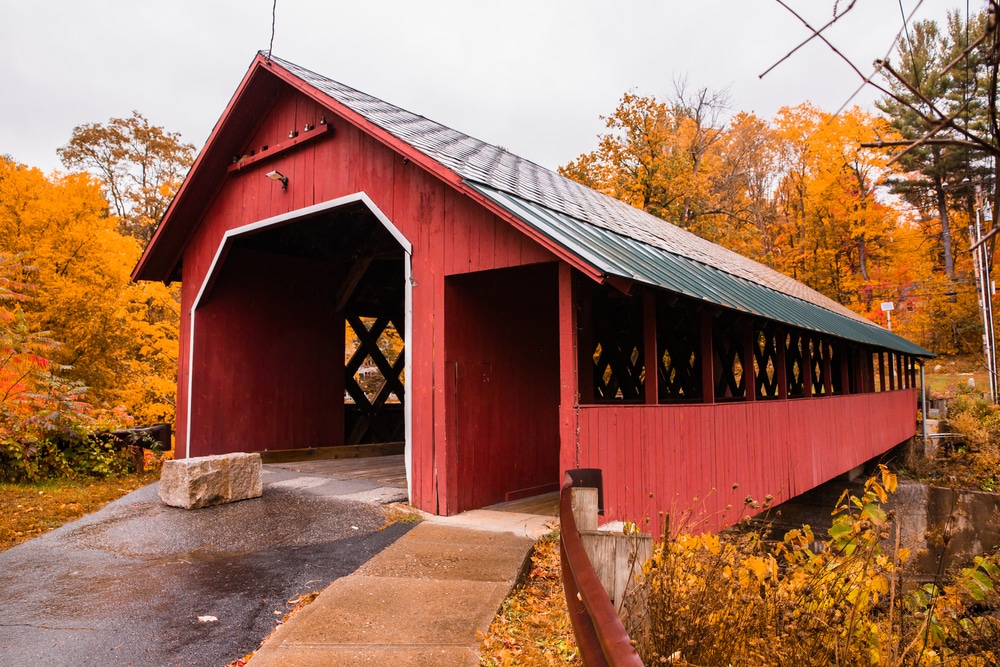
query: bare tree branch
[
  {"left": 759, "top": 0, "right": 858, "bottom": 79},
  {"left": 768, "top": 0, "right": 866, "bottom": 81},
  {"left": 877, "top": 59, "right": 999, "bottom": 155}
]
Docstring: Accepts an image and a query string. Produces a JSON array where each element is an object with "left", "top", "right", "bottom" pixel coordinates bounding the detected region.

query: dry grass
[
  {"left": 0, "top": 472, "right": 158, "bottom": 551},
  {"left": 380, "top": 503, "right": 423, "bottom": 529},
  {"left": 926, "top": 355, "right": 990, "bottom": 398},
  {"left": 479, "top": 533, "right": 581, "bottom": 667}
]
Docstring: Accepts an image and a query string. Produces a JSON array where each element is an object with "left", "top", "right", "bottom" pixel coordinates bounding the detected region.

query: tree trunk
[
  {"left": 858, "top": 234, "right": 870, "bottom": 281},
  {"left": 935, "top": 172, "right": 955, "bottom": 280}
]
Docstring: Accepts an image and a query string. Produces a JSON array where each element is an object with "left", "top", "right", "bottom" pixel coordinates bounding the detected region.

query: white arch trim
[{"left": 186, "top": 192, "right": 414, "bottom": 500}]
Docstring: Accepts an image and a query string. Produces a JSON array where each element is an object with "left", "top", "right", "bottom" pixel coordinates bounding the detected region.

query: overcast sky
[{"left": 0, "top": 0, "right": 976, "bottom": 176}]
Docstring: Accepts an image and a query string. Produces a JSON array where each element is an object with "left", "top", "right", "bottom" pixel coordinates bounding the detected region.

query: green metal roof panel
[{"left": 469, "top": 182, "right": 932, "bottom": 357}]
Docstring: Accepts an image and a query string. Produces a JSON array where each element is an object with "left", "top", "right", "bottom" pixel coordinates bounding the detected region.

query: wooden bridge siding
[
  {"left": 177, "top": 87, "right": 556, "bottom": 513},
  {"left": 573, "top": 390, "right": 917, "bottom": 533},
  {"left": 189, "top": 246, "right": 344, "bottom": 454}
]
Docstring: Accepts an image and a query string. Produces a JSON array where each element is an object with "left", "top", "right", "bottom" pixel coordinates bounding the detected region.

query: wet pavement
[{"left": 0, "top": 465, "right": 413, "bottom": 666}]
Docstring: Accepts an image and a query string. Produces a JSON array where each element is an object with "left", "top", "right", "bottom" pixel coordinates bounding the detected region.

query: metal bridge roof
[
  {"left": 469, "top": 183, "right": 932, "bottom": 356},
  {"left": 268, "top": 56, "right": 932, "bottom": 357}
]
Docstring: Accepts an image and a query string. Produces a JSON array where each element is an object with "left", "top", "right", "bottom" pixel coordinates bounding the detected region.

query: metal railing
[{"left": 560, "top": 470, "right": 644, "bottom": 667}]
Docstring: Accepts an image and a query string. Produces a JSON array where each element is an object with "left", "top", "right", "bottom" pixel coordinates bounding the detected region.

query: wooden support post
[
  {"left": 866, "top": 349, "right": 873, "bottom": 393},
  {"left": 864, "top": 349, "right": 873, "bottom": 393},
  {"left": 822, "top": 341, "right": 833, "bottom": 396},
  {"left": 700, "top": 309, "right": 715, "bottom": 404},
  {"left": 743, "top": 320, "right": 756, "bottom": 401},
  {"left": 857, "top": 347, "right": 863, "bottom": 393},
  {"left": 558, "top": 263, "right": 580, "bottom": 474},
  {"left": 576, "top": 276, "right": 595, "bottom": 405},
  {"left": 889, "top": 353, "right": 897, "bottom": 391},
  {"left": 852, "top": 349, "right": 861, "bottom": 393},
  {"left": 643, "top": 289, "right": 658, "bottom": 405},
  {"left": 801, "top": 335, "right": 813, "bottom": 398},
  {"left": 776, "top": 328, "right": 788, "bottom": 400},
  {"left": 878, "top": 351, "right": 886, "bottom": 392},
  {"left": 859, "top": 349, "right": 868, "bottom": 393},
  {"left": 571, "top": 487, "right": 599, "bottom": 531}
]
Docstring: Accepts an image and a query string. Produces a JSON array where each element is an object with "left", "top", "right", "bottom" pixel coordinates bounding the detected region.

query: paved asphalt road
[{"left": 0, "top": 466, "right": 412, "bottom": 666}]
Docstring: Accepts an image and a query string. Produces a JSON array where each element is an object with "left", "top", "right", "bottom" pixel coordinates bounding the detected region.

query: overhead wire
[
  {"left": 267, "top": 0, "right": 277, "bottom": 60},
  {"left": 833, "top": 0, "right": 926, "bottom": 116}
]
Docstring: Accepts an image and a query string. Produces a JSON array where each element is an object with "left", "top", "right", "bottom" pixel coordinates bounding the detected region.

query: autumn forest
[{"left": 0, "top": 9, "right": 996, "bottom": 479}]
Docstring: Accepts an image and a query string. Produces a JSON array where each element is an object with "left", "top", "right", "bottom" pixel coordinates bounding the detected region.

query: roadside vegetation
[
  {"left": 0, "top": 114, "right": 184, "bottom": 553},
  {"left": 915, "top": 382, "right": 1000, "bottom": 492},
  {"left": 623, "top": 467, "right": 1000, "bottom": 666}
]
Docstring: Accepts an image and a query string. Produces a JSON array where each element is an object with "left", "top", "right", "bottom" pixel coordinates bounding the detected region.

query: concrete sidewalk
[{"left": 249, "top": 510, "right": 555, "bottom": 667}]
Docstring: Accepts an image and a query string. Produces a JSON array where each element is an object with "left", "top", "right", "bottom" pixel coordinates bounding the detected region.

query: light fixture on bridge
[{"left": 265, "top": 170, "right": 288, "bottom": 190}]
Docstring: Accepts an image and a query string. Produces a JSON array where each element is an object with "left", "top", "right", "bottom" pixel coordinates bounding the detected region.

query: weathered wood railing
[{"left": 560, "top": 470, "right": 644, "bottom": 667}]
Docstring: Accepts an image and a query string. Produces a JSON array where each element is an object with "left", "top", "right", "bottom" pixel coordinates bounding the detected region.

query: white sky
[{"left": 0, "top": 0, "right": 977, "bottom": 176}]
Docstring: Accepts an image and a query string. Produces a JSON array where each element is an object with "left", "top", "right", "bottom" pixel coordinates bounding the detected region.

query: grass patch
[
  {"left": 479, "top": 531, "right": 580, "bottom": 666},
  {"left": 381, "top": 503, "right": 423, "bottom": 529},
  {"left": 925, "top": 354, "right": 989, "bottom": 398},
  {"left": 0, "top": 472, "right": 158, "bottom": 552}
]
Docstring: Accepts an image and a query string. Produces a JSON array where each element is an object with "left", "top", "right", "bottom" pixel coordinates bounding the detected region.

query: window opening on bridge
[
  {"left": 713, "top": 312, "right": 746, "bottom": 401},
  {"left": 753, "top": 324, "right": 781, "bottom": 399},
  {"left": 345, "top": 316, "right": 404, "bottom": 405},
  {"left": 656, "top": 298, "right": 702, "bottom": 402},
  {"left": 590, "top": 286, "right": 645, "bottom": 402}
]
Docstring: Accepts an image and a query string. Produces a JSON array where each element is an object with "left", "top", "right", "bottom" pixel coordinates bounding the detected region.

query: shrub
[
  {"left": 941, "top": 387, "right": 1000, "bottom": 490},
  {"left": 623, "top": 466, "right": 1000, "bottom": 666},
  {"left": 0, "top": 255, "right": 132, "bottom": 482}
]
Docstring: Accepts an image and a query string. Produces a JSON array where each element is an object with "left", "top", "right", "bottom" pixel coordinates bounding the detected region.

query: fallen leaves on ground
[
  {"left": 0, "top": 473, "right": 158, "bottom": 552},
  {"left": 479, "top": 532, "right": 581, "bottom": 666}
]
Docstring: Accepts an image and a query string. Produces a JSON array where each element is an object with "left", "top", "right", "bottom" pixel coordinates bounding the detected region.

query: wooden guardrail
[{"left": 560, "top": 470, "right": 644, "bottom": 667}]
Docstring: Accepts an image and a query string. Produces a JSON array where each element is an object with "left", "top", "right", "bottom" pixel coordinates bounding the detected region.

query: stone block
[{"left": 159, "top": 452, "right": 262, "bottom": 509}]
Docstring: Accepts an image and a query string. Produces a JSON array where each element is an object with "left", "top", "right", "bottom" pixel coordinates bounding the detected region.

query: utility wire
[
  {"left": 267, "top": 0, "right": 277, "bottom": 60},
  {"left": 899, "top": 0, "right": 919, "bottom": 83},
  {"left": 834, "top": 0, "right": 926, "bottom": 116}
]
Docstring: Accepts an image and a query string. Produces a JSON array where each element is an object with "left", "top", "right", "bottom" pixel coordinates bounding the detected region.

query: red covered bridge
[{"left": 134, "top": 53, "right": 931, "bottom": 525}]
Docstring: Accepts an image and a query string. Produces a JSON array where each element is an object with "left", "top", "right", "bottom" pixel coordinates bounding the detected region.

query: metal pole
[
  {"left": 972, "top": 203, "right": 996, "bottom": 402},
  {"left": 982, "top": 201, "right": 998, "bottom": 402},
  {"left": 921, "top": 362, "right": 928, "bottom": 447}
]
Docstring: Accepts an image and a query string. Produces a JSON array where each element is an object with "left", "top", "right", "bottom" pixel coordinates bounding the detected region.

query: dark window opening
[
  {"left": 753, "top": 324, "right": 781, "bottom": 400},
  {"left": 656, "top": 298, "right": 703, "bottom": 402},
  {"left": 713, "top": 312, "right": 746, "bottom": 401},
  {"left": 590, "top": 286, "right": 645, "bottom": 402}
]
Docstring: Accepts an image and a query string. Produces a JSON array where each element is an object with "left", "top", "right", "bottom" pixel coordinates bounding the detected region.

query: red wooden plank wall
[
  {"left": 175, "top": 88, "right": 556, "bottom": 513},
  {"left": 571, "top": 390, "right": 917, "bottom": 535},
  {"left": 444, "top": 264, "right": 561, "bottom": 513},
  {"left": 189, "top": 246, "right": 344, "bottom": 454}
]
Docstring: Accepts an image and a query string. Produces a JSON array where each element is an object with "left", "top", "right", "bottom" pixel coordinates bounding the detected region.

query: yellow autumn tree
[
  {"left": 559, "top": 91, "right": 706, "bottom": 224},
  {"left": 0, "top": 157, "right": 178, "bottom": 425},
  {"left": 771, "top": 104, "right": 903, "bottom": 307},
  {"left": 562, "top": 85, "right": 990, "bottom": 356},
  {"left": 693, "top": 111, "right": 780, "bottom": 263}
]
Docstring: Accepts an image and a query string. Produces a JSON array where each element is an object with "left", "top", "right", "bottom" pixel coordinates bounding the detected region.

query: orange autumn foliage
[
  {"left": 562, "top": 94, "right": 975, "bottom": 355},
  {"left": 0, "top": 157, "right": 178, "bottom": 427}
]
